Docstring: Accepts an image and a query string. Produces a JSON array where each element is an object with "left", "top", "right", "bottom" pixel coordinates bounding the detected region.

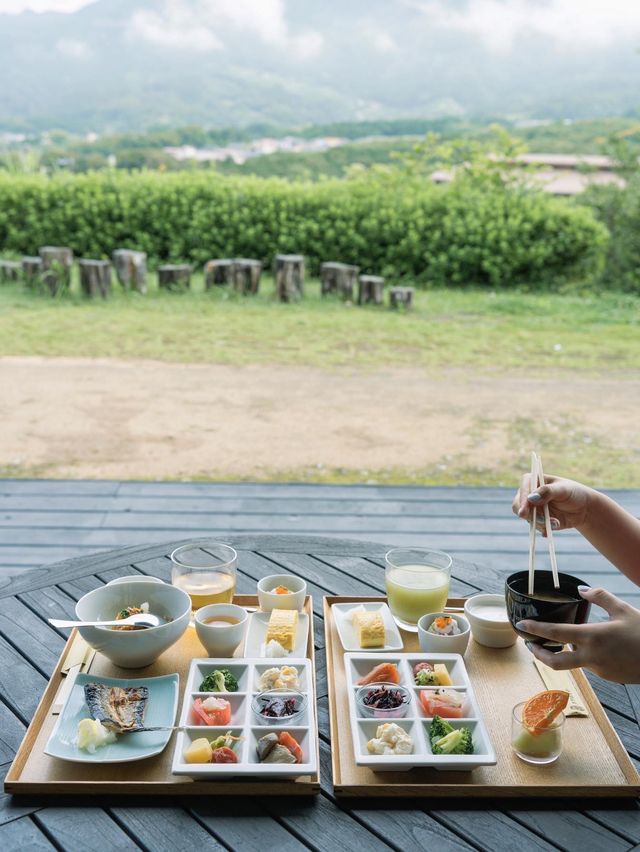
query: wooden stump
[
  {"left": 21, "top": 256, "right": 43, "bottom": 284},
  {"left": 39, "top": 246, "right": 73, "bottom": 295},
  {"left": 358, "top": 274, "right": 385, "bottom": 306},
  {"left": 79, "top": 259, "right": 112, "bottom": 299},
  {"left": 274, "top": 254, "right": 304, "bottom": 302},
  {"left": 389, "top": 286, "right": 414, "bottom": 310},
  {"left": 0, "top": 260, "right": 21, "bottom": 282},
  {"left": 320, "top": 261, "right": 359, "bottom": 300},
  {"left": 232, "top": 259, "right": 262, "bottom": 295},
  {"left": 204, "top": 259, "right": 234, "bottom": 289},
  {"left": 158, "top": 264, "right": 192, "bottom": 291},
  {"left": 112, "top": 249, "right": 147, "bottom": 294}
]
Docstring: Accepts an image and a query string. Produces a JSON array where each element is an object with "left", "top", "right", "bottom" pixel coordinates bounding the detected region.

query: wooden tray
[
  {"left": 5, "top": 595, "right": 320, "bottom": 796},
  {"left": 324, "top": 595, "right": 640, "bottom": 798}
]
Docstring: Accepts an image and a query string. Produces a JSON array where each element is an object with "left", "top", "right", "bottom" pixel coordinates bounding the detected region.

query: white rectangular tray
[
  {"left": 172, "top": 658, "right": 317, "bottom": 778},
  {"left": 345, "top": 652, "right": 496, "bottom": 772},
  {"left": 332, "top": 602, "right": 403, "bottom": 652}
]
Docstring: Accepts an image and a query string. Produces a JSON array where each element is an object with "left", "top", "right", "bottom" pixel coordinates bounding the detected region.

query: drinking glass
[
  {"left": 511, "top": 701, "right": 565, "bottom": 764},
  {"left": 170, "top": 541, "right": 237, "bottom": 620},
  {"left": 384, "top": 548, "right": 452, "bottom": 631}
]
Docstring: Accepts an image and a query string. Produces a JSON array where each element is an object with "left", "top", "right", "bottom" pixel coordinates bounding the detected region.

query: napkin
[{"left": 533, "top": 659, "right": 589, "bottom": 717}]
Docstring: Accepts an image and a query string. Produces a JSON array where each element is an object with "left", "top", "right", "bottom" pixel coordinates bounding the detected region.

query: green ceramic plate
[{"left": 44, "top": 672, "right": 179, "bottom": 763}]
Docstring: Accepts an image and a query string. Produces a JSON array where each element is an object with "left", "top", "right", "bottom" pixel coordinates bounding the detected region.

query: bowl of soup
[
  {"left": 505, "top": 571, "right": 591, "bottom": 650},
  {"left": 76, "top": 578, "right": 191, "bottom": 668}
]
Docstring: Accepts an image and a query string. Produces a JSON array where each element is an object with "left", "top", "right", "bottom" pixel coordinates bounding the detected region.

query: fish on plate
[{"left": 84, "top": 682, "right": 149, "bottom": 732}]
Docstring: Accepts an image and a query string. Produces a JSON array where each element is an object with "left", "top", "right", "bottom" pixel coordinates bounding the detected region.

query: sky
[{"left": 2, "top": 0, "right": 640, "bottom": 54}]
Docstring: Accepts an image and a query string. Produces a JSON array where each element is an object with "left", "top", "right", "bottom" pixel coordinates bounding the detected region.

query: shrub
[{"left": 0, "top": 167, "right": 607, "bottom": 288}]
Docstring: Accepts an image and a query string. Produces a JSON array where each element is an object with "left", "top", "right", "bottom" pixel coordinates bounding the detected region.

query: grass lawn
[{"left": 0, "top": 273, "right": 639, "bottom": 371}]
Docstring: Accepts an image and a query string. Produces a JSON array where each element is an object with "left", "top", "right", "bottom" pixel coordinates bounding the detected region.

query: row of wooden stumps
[
  {"left": 0, "top": 248, "right": 147, "bottom": 297},
  {"left": 1, "top": 249, "right": 414, "bottom": 308}
]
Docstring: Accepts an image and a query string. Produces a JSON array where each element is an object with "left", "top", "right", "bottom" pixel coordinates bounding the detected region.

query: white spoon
[{"left": 49, "top": 614, "right": 161, "bottom": 629}]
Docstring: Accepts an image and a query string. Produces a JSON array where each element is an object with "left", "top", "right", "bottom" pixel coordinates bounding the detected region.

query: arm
[{"left": 578, "top": 490, "right": 640, "bottom": 586}]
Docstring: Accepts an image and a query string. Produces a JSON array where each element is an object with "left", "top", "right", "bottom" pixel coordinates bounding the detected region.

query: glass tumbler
[
  {"left": 170, "top": 540, "right": 238, "bottom": 620},
  {"left": 384, "top": 548, "right": 452, "bottom": 631}
]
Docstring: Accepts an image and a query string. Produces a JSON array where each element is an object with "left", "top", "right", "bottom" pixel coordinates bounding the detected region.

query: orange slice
[{"left": 522, "top": 690, "right": 569, "bottom": 734}]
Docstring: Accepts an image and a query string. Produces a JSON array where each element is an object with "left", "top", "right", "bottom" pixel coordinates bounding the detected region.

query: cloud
[
  {"left": 404, "top": 0, "right": 640, "bottom": 51},
  {"left": 129, "top": 0, "right": 324, "bottom": 58},
  {"left": 56, "top": 37, "right": 91, "bottom": 58},
  {"left": 0, "top": 0, "right": 95, "bottom": 12},
  {"left": 361, "top": 21, "right": 398, "bottom": 54}
]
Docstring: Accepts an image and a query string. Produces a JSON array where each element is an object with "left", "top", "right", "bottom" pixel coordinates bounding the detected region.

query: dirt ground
[{"left": 0, "top": 356, "right": 638, "bottom": 481}]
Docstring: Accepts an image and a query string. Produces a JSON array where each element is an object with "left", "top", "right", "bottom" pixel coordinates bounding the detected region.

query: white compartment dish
[
  {"left": 244, "top": 611, "right": 309, "bottom": 658},
  {"left": 332, "top": 602, "right": 403, "bottom": 652},
  {"left": 344, "top": 652, "right": 496, "bottom": 772},
  {"left": 171, "top": 658, "right": 317, "bottom": 778}
]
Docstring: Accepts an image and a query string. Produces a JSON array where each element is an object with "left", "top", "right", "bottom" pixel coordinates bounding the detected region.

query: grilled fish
[{"left": 84, "top": 682, "right": 149, "bottom": 733}]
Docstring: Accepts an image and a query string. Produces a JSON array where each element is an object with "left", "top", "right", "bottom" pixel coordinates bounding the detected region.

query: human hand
[
  {"left": 516, "top": 587, "right": 640, "bottom": 683},
  {"left": 511, "top": 473, "right": 593, "bottom": 533}
]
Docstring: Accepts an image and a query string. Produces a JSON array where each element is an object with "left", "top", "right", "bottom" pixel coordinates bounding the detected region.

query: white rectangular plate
[
  {"left": 172, "top": 658, "right": 317, "bottom": 778},
  {"left": 345, "top": 652, "right": 496, "bottom": 772},
  {"left": 44, "top": 673, "right": 179, "bottom": 764},
  {"left": 332, "top": 602, "right": 403, "bottom": 652},
  {"left": 244, "top": 612, "right": 309, "bottom": 659}
]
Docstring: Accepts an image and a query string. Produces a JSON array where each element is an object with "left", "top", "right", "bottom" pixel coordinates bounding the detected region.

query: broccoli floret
[
  {"left": 199, "top": 670, "right": 227, "bottom": 692},
  {"left": 429, "top": 715, "right": 453, "bottom": 741},
  {"left": 220, "top": 669, "right": 238, "bottom": 692},
  {"left": 415, "top": 670, "right": 439, "bottom": 686},
  {"left": 429, "top": 717, "right": 474, "bottom": 755}
]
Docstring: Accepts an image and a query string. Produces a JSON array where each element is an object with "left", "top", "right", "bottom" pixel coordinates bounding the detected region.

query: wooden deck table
[{"left": 1, "top": 534, "right": 639, "bottom": 851}]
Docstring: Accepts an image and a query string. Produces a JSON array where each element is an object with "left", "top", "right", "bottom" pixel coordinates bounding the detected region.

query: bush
[
  {"left": 581, "top": 179, "right": 640, "bottom": 292},
  {"left": 0, "top": 168, "right": 607, "bottom": 288}
]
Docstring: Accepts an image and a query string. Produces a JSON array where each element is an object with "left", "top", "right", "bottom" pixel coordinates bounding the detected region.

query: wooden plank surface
[
  {"left": 1, "top": 528, "right": 639, "bottom": 850},
  {"left": 0, "top": 480, "right": 637, "bottom": 609}
]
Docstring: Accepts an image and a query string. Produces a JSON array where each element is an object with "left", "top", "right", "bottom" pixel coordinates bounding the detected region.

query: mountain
[{"left": 0, "top": 0, "right": 639, "bottom": 132}]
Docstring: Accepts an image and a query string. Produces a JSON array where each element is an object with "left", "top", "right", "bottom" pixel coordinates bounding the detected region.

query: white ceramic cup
[
  {"left": 464, "top": 593, "right": 517, "bottom": 648},
  {"left": 417, "top": 612, "right": 471, "bottom": 655},
  {"left": 257, "top": 574, "right": 307, "bottom": 612},
  {"left": 195, "top": 603, "right": 248, "bottom": 657}
]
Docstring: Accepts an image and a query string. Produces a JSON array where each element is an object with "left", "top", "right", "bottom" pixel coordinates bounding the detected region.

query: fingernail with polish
[
  {"left": 515, "top": 621, "right": 526, "bottom": 630},
  {"left": 577, "top": 585, "right": 590, "bottom": 593},
  {"left": 527, "top": 492, "right": 541, "bottom": 502}
]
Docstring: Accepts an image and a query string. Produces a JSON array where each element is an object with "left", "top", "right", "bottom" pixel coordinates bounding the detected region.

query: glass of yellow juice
[
  {"left": 170, "top": 541, "right": 237, "bottom": 622},
  {"left": 385, "top": 548, "right": 452, "bottom": 631}
]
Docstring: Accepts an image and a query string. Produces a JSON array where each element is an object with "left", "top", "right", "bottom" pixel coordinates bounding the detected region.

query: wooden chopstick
[
  {"left": 528, "top": 451, "right": 538, "bottom": 595},
  {"left": 537, "top": 454, "right": 560, "bottom": 588}
]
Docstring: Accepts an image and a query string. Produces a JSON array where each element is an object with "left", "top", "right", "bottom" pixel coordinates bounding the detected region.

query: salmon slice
[{"left": 356, "top": 662, "right": 401, "bottom": 686}]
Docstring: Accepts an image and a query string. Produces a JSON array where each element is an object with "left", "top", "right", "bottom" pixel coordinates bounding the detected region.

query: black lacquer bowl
[{"left": 505, "top": 571, "right": 591, "bottom": 651}]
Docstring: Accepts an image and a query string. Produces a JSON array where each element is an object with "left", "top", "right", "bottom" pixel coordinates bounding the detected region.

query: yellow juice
[
  {"left": 385, "top": 564, "right": 450, "bottom": 624},
  {"left": 173, "top": 571, "right": 236, "bottom": 610}
]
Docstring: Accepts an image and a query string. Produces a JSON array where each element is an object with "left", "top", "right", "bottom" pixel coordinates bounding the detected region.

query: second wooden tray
[{"left": 325, "top": 595, "right": 640, "bottom": 798}]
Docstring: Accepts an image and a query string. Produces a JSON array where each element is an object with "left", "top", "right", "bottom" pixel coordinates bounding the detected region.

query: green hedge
[
  {"left": 0, "top": 171, "right": 608, "bottom": 288},
  {"left": 581, "top": 179, "right": 640, "bottom": 292}
]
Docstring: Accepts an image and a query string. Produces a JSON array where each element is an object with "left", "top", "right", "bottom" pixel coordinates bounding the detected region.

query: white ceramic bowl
[
  {"left": 75, "top": 578, "right": 191, "bottom": 668},
  {"left": 195, "top": 603, "right": 248, "bottom": 657},
  {"left": 257, "top": 574, "right": 306, "bottom": 612},
  {"left": 417, "top": 612, "right": 471, "bottom": 655},
  {"left": 464, "top": 593, "right": 517, "bottom": 648}
]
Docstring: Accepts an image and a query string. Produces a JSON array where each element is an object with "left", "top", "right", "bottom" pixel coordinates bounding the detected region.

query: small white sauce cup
[
  {"left": 195, "top": 603, "right": 248, "bottom": 657},
  {"left": 257, "top": 574, "right": 306, "bottom": 612},
  {"left": 464, "top": 593, "right": 517, "bottom": 648},
  {"left": 417, "top": 612, "right": 471, "bottom": 655}
]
